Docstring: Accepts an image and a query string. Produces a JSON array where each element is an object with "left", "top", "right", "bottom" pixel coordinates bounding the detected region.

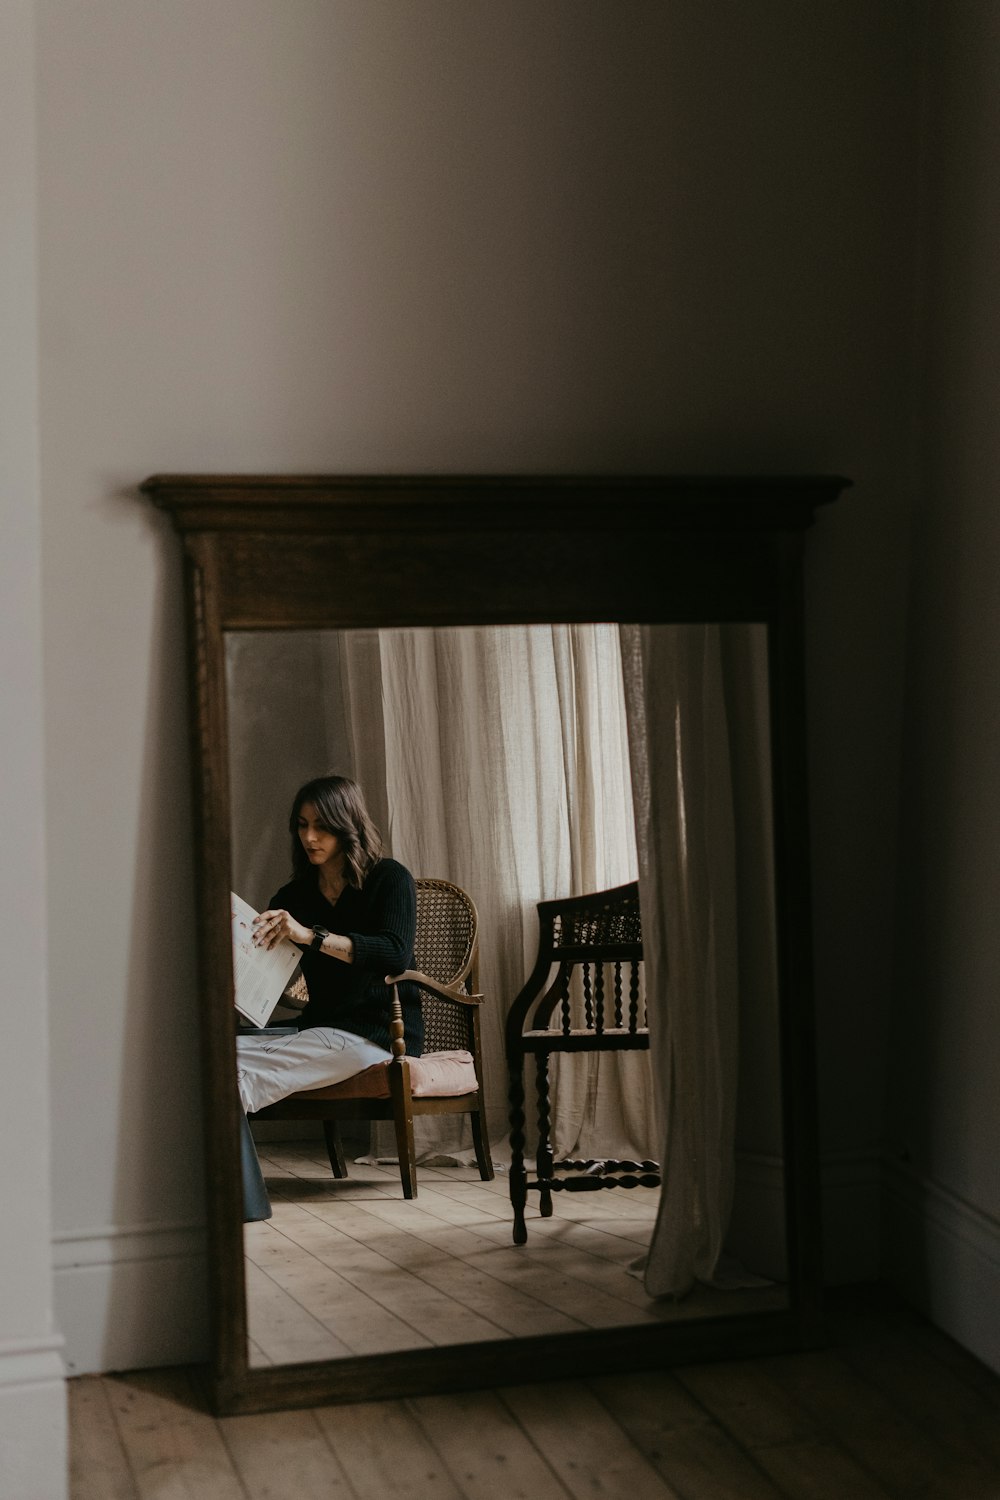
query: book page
[{"left": 231, "top": 892, "right": 302, "bottom": 1027}]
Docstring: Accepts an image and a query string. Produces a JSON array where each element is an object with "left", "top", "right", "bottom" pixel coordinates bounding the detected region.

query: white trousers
[{"left": 236, "top": 1027, "right": 391, "bottom": 1114}]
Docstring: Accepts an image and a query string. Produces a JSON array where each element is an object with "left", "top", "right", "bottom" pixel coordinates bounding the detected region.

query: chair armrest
[{"left": 387, "top": 969, "right": 484, "bottom": 1006}]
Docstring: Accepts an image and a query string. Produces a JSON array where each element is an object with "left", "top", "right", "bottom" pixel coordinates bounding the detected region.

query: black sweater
[{"left": 269, "top": 858, "right": 422, "bottom": 1056}]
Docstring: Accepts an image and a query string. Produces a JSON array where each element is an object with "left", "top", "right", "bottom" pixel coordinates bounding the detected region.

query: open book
[{"left": 231, "top": 892, "right": 303, "bottom": 1027}]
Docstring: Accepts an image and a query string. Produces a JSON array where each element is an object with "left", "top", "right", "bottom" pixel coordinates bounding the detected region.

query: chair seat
[{"left": 290, "top": 1049, "right": 478, "bottom": 1102}]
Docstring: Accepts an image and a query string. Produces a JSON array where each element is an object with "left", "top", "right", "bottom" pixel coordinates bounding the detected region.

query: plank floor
[
  {"left": 244, "top": 1147, "right": 786, "bottom": 1365},
  {"left": 70, "top": 1284, "right": 1000, "bottom": 1499}
]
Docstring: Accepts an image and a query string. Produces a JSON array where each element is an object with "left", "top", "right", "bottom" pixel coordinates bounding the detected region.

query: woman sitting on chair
[{"left": 237, "top": 774, "right": 421, "bottom": 1117}]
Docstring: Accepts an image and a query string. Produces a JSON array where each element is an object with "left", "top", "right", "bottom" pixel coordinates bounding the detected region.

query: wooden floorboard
[
  {"left": 753, "top": 1439, "right": 895, "bottom": 1500},
  {"left": 243, "top": 1256, "right": 357, "bottom": 1363},
  {"left": 244, "top": 1159, "right": 787, "bottom": 1366},
  {"left": 69, "top": 1286, "right": 1000, "bottom": 1500},
  {"left": 289, "top": 1202, "right": 583, "bottom": 1340},
  {"left": 247, "top": 1161, "right": 658, "bottom": 1363},
  {"left": 499, "top": 1379, "right": 681, "bottom": 1498},
  {"left": 246, "top": 1228, "right": 435, "bottom": 1357},
  {"left": 312, "top": 1400, "right": 466, "bottom": 1500},
  {"left": 259, "top": 1203, "right": 512, "bottom": 1348},
  {"left": 407, "top": 1388, "right": 573, "bottom": 1500},
  {"left": 101, "top": 1368, "right": 247, "bottom": 1499},
  {"left": 67, "top": 1377, "right": 137, "bottom": 1500},
  {"left": 759, "top": 1345, "right": 988, "bottom": 1498},
  {"left": 589, "top": 1368, "right": 787, "bottom": 1500},
  {"left": 219, "top": 1407, "right": 356, "bottom": 1499}
]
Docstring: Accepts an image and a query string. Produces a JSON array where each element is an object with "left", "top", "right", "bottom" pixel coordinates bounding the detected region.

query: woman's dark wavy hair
[{"left": 289, "top": 774, "right": 382, "bottom": 888}]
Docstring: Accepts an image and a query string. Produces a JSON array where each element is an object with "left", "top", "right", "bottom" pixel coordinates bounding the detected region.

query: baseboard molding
[
  {"left": 0, "top": 1338, "right": 67, "bottom": 1500},
  {"left": 819, "top": 1146, "right": 882, "bottom": 1284},
  {"left": 49, "top": 1162, "right": 1000, "bottom": 1382},
  {"left": 48, "top": 1148, "right": 891, "bottom": 1377},
  {"left": 882, "top": 1158, "right": 1000, "bottom": 1376},
  {"left": 729, "top": 1146, "right": 881, "bottom": 1286},
  {"left": 0, "top": 1335, "right": 64, "bottom": 1390},
  {"left": 728, "top": 1151, "right": 789, "bottom": 1281},
  {"left": 53, "top": 1220, "right": 209, "bottom": 1375}
]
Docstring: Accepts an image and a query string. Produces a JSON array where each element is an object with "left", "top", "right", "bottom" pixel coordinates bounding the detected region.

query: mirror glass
[{"left": 225, "top": 623, "right": 789, "bottom": 1368}]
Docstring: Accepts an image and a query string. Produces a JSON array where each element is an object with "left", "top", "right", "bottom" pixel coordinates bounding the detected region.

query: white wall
[
  {"left": 33, "top": 0, "right": 923, "bottom": 1371},
  {"left": 0, "top": 5, "right": 67, "bottom": 1495},
  {"left": 884, "top": 1, "right": 1000, "bottom": 1373}
]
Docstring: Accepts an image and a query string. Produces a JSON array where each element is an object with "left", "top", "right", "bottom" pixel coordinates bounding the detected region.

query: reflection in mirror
[{"left": 225, "top": 623, "right": 789, "bottom": 1368}]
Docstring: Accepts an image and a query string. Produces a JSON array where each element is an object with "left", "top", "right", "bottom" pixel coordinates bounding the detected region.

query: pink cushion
[
  {"left": 409, "top": 1050, "right": 478, "bottom": 1098},
  {"left": 294, "top": 1050, "right": 478, "bottom": 1102}
]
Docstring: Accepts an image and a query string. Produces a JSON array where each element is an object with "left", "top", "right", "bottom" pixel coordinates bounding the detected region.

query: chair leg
[
  {"left": 508, "top": 1059, "right": 529, "bottom": 1244},
  {"left": 322, "top": 1121, "right": 349, "bottom": 1179},
  {"left": 535, "top": 1052, "right": 554, "bottom": 1218},
  {"left": 470, "top": 1102, "right": 494, "bottom": 1182},
  {"left": 387, "top": 1060, "right": 417, "bottom": 1199}
]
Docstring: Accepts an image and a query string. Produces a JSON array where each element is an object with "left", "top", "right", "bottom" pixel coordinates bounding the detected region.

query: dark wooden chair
[
  {"left": 505, "top": 880, "right": 660, "bottom": 1243},
  {"left": 249, "top": 878, "right": 494, "bottom": 1199}
]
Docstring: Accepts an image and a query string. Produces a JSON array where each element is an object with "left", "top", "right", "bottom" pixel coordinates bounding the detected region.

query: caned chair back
[{"left": 413, "top": 878, "right": 479, "bottom": 1054}]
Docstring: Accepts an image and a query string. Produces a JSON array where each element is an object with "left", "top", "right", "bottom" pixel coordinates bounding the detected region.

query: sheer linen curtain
[
  {"left": 620, "top": 623, "right": 775, "bottom": 1298},
  {"left": 330, "top": 624, "right": 652, "bottom": 1165}
]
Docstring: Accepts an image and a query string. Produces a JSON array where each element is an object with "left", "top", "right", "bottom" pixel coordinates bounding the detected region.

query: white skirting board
[
  {"left": 728, "top": 1147, "right": 882, "bottom": 1286},
  {"left": 819, "top": 1147, "right": 883, "bottom": 1284},
  {"left": 0, "top": 1338, "right": 67, "bottom": 1500},
  {"left": 882, "top": 1158, "right": 1000, "bottom": 1377},
  {"left": 53, "top": 1155, "right": 999, "bottom": 1379},
  {"left": 51, "top": 1153, "right": 884, "bottom": 1375},
  {"left": 53, "top": 1222, "right": 208, "bottom": 1375}
]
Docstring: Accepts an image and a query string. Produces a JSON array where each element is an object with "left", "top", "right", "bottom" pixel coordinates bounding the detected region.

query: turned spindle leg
[
  {"left": 508, "top": 1059, "right": 529, "bottom": 1244},
  {"left": 535, "top": 1053, "right": 554, "bottom": 1219}
]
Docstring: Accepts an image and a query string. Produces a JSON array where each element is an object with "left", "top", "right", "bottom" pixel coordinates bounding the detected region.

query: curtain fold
[
  {"left": 621, "top": 623, "right": 776, "bottom": 1298},
  {"left": 330, "top": 623, "right": 650, "bottom": 1164}
]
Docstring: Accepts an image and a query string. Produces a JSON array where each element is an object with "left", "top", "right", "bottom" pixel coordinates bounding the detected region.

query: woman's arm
[
  {"left": 252, "top": 909, "right": 354, "bottom": 965},
  {"left": 343, "top": 863, "right": 416, "bottom": 976}
]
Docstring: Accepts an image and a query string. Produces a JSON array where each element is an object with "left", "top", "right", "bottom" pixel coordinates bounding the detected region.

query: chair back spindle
[{"left": 505, "top": 880, "right": 658, "bottom": 1244}]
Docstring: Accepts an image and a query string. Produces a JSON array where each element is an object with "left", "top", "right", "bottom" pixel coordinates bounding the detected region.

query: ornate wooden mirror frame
[{"left": 143, "top": 472, "right": 848, "bottom": 1415}]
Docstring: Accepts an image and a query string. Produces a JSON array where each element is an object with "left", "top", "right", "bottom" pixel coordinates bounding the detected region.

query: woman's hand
[{"left": 251, "top": 909, "right": 312, "bottom": 951}]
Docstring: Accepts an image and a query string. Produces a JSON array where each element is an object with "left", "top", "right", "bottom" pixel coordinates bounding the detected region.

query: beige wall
[
  {"left": 29, "top": 0, "right": 924, "bottom": 1370},
  {"left": 0, "top": 5, "right": 67, "bottom": 1494},
  {"left": 884, "top": 1, "right": 1000, "bottom": 1372}
]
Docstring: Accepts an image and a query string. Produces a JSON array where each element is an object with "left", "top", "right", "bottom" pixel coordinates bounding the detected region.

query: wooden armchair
[
  {"left": 249, "top": 878, "right": 494, "bottom": 1199},
  {"left": 506, "top": 880, "right": 659, "bottom": 1243}
]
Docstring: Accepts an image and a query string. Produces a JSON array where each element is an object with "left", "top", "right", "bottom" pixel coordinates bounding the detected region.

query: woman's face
[{"left": 297, "top": 802, "right": 342, "bottom": 869}]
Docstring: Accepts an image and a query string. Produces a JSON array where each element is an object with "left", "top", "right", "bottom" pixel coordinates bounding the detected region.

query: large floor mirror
[{"left": 143, "top": 473, "right": 847, "bottom": 1414}]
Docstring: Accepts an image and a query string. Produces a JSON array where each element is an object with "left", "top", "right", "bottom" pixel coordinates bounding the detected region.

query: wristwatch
[{"left": 310, "top": 925, "right": 331, "bottom": 950}]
